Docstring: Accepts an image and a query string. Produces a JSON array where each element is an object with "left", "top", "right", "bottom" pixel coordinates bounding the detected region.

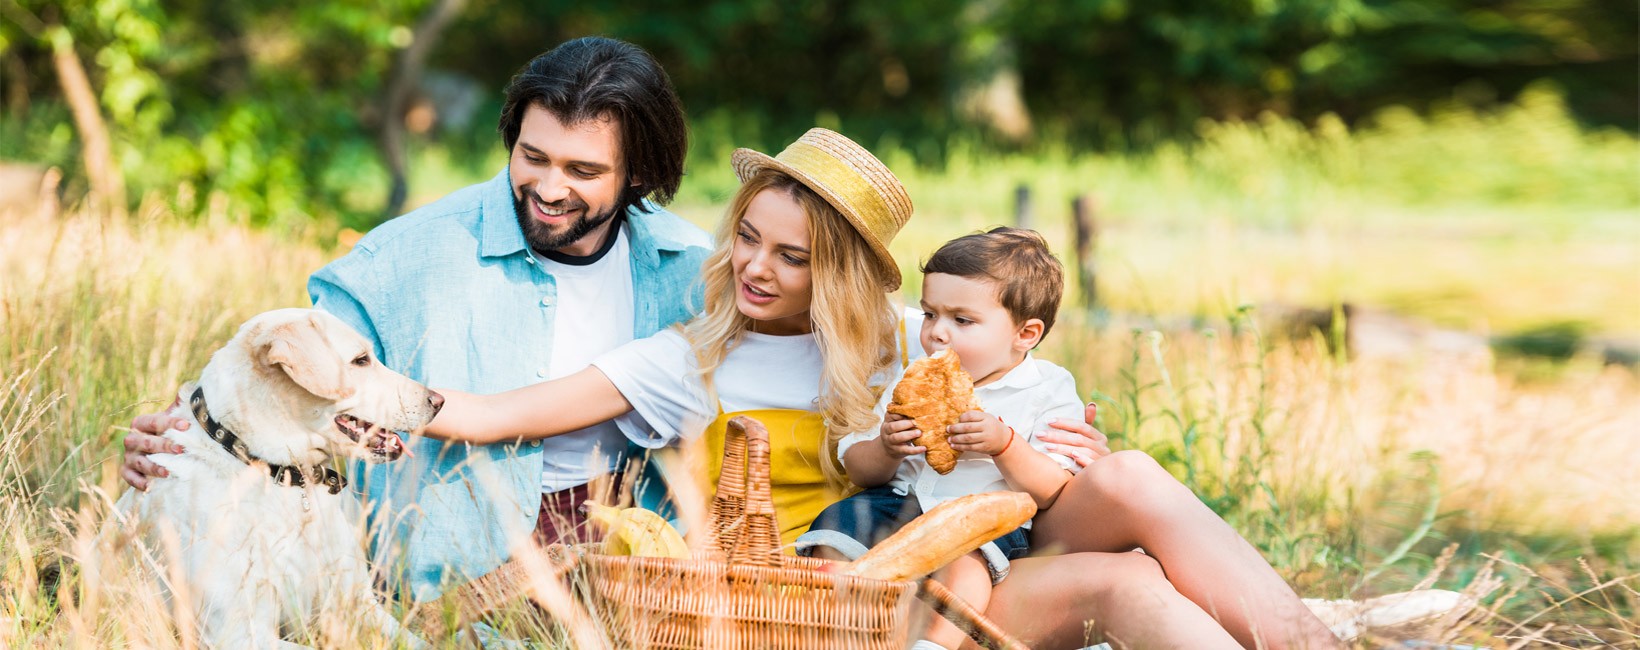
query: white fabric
[
  {"left": 536, "top": 224, "right": 637, "bottom": 492},
  {"left": 837, "top": 353, "right": 1081, "bottom": 525},
  {"left": 593, "top": 328, "right": 825, "bottom": 447}
]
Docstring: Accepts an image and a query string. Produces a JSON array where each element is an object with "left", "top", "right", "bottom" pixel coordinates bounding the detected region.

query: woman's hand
[
  {"left": 1037, "top": 403, "right": 1110, "bottom": 470},
  {"left": 946, "top": 410, "right": 1012, "bottom": 456},
  {"left": 875, "top": 412, "right": 925, "bottom": 459},
  {"left": 123, "top": 403, "right": 188, "bottom": 491}
]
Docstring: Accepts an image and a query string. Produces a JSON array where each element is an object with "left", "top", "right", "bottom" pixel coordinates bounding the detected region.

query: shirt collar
[
  {"left": 624, "top": 198, "right": 694, "bottom": 270},
  {"left": 479, "top": 167, "right": 528, "bottom": 259},
  {"left": 477, "top": 166, "right": 695, "bottom": 265},
  {"left": 976, "top": 353, "right": 1044, "bottom": 394}
]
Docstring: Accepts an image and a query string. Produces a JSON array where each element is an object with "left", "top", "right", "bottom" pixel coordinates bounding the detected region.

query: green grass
[{"left": 2, "top": 92, "right": 1637, "bottom": 646}]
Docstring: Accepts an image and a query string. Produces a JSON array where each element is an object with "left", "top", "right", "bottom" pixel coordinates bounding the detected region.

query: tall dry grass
[{"left": 2, "top": 198, "right": 1636, "bottom": 647}]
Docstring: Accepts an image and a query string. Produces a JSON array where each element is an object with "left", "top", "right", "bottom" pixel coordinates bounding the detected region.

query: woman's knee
[
  {"left": 1077, "top": 450, "right": 1188, "bottom": 514},
  {"left": 1053, "top": 552, "right": 1175, "bottom": 603}
]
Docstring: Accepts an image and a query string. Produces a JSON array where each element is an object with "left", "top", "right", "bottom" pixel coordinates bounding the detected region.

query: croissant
[{"left": 886, "top": 349, "right": 979, "bottom": 474}]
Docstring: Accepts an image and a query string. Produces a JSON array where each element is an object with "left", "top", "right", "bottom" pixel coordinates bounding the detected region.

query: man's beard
[{"left": 513, "top": 190, "right": 622, "bottom": 254}]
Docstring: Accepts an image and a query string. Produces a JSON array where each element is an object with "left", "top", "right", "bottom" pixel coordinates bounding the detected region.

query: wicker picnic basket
[{"left": 448, "top": 415, "right": 1026, "bottom": 649}]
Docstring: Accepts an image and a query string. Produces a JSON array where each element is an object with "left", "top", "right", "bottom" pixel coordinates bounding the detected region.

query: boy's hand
[
  {"left": 876, "top": 412, "right": 926, "bottom": 459},
  {"left": 946, "top": 410, "right": 1013, "bottom": 456}
]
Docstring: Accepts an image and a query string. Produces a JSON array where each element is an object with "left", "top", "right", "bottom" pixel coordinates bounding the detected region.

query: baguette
[{"left": 844, "top": 491, "right": 1037, "bottom": 583}]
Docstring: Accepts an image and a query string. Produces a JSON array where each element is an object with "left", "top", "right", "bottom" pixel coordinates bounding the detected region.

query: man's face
[{"left": 509, "top": 105, "right": 630, "bottom": 256}]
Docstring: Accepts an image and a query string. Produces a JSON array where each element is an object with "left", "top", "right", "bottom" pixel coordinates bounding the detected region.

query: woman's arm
[
  {"left": 1037, "top": 403, "right": 1111, "bottom": 469},
  {"left": 423, "top": 366, "right": 634, "bottom": 445}
]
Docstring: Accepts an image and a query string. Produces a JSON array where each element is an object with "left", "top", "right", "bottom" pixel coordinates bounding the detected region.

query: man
[{"left": 122, "top": 36, "right": 711, "bottom": 600}]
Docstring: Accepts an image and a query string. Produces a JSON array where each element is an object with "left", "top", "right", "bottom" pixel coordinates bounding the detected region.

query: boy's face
[{"left": 918, "top": 273, "right": 1043, "bottom": 387}]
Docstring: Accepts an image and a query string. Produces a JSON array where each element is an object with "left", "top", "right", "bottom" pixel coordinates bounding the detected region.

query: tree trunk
[
  {"left": 4, "top": 54, "right": 29, "bottom": 118},
  {"left": 50, "top": 29, "right": 125, "bottom": 219},
  {"left": 953, "top": 0, "right": 1032, "bottom": 144},
  {"left": 380, "top": 0, "right": 466, "bottom": 220}
]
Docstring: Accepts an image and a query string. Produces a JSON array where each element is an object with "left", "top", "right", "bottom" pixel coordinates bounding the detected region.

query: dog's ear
[{"left": 259, "top": 316, "right": 356, "bottom": 401}]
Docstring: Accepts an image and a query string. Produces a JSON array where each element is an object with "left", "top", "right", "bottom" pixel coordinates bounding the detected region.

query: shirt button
[
  {"left": 530, "top": 440, "right": 542, "bottom": 448},
  {"left": 540, "top": 296, "right": 552, "bottom": 307},
  {"left": 536, "top": 368, "right": 549, "bottom": 379}
]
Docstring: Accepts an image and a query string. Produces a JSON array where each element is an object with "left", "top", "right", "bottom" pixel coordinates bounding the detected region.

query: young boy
[{"left": 798, "top": 227, "right": 1082, "bottom": 650}]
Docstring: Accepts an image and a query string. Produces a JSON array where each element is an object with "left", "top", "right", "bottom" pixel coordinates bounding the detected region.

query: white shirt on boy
[{"left": 836, "top": 352, "right": 1081, "bottom": 525}]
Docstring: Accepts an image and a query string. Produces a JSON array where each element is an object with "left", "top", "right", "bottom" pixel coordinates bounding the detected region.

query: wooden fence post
[
  {"left": 1013, "top": 184, "right": 1032, "bottom": 230},
  {"left": 1071, "top": 194, "right": 1098, "bottom": 308}
]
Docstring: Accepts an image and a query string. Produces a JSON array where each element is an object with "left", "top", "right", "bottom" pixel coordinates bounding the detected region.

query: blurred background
[
  {"left": 1, "top": 0, "right": 1637, "bottom": 645},
  {"left": 1, "top": 0, "right": 1636, "bottom": 334}
]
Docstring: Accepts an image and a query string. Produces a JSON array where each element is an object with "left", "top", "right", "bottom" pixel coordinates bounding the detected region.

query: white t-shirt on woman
[{"left": 593, "top": 328, "right": 825, "bottom": 447}]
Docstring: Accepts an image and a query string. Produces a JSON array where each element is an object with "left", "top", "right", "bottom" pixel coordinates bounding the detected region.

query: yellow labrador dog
[{"left": 113, "top": 308, "right": 442, "bottom": 648}]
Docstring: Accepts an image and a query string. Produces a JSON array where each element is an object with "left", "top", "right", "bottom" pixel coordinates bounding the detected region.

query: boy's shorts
[{"left": 794, "top": 485, "right": 1029, "bottom": 583}]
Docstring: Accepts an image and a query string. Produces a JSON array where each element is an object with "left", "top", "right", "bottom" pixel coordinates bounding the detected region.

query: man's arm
[{"left": 121, "top": 256, "right": 383, "bottom": 491}]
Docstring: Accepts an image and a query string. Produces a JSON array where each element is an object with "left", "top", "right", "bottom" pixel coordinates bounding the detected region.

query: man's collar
[{"left": 479, "top": 168, "right": 529, "bottom": 258}]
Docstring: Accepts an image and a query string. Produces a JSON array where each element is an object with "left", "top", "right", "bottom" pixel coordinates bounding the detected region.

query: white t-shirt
[
  {"left": 535, "top": 223, "right": 637, "bottom": 492},
  {"left": 592, "top": 328, "right": 825, "bottom": 447},
  {"left": 836, "top": 354, "right": 1081, "bottom": 522}
]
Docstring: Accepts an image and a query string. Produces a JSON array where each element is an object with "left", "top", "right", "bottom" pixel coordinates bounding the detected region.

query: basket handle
[
  {"left": 708, "top": 415, "right": 783, "bottom": 566},
  {"left": 918, "top": 577, "right": 1030, "bottom": 650}
]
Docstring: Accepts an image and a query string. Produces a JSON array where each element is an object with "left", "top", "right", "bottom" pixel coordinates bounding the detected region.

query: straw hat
[{"left": 731, "top": 128, "right": 914, "bottom": 291}]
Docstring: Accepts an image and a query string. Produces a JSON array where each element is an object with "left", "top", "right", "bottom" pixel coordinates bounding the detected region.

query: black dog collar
[{"left": 188, "top": 386, "right": 347, "bottom": 495}]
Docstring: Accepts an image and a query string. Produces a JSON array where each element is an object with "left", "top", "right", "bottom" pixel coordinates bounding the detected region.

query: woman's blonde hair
[{"left": 685, "top": 168, "right": 897, "bottom": 484}]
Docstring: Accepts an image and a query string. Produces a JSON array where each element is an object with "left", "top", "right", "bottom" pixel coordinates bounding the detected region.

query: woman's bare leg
[
  {"left": 1031, "top": 451, "right": 1342, "bottom": 650},
  {"left": 976, "top": 552, "right": 1239, "bottom": 649}
]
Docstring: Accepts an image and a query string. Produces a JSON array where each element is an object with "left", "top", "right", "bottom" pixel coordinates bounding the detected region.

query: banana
[{"left": 584, "top": 501, "right": 690, "bottom": 559}]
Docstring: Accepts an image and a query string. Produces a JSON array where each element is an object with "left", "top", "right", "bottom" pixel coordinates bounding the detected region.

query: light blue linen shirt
[{"left": 308, "top": 167, "right": 710, "bottom": 600}]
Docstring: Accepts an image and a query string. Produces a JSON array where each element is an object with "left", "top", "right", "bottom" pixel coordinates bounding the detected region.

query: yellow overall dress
[{"left": 635, "top": 320, "right": 911, "bottom": 550}]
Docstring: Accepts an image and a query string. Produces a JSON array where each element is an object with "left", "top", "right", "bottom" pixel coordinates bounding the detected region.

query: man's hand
[
  {"left": 1037, "top": 403, "right": 1111, "bottom": 470},
  {"left": 876, "top": 412, "right": 926, "bottom": 460},
  {"left": 122, "top": 404, "right": 188, "bottom": 491},
  {"left": 946, "top": 410, "right": 1012, "bottom": 456}
]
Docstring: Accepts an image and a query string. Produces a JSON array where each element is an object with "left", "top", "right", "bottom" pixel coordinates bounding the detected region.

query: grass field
[{"left": 2, "top": 89, "right": 1636, "bottom": 647}]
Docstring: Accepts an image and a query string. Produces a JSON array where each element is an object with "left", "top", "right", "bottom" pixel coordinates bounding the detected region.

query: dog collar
[{"left": 188, "top": 386, "right": 347, "bottom": 495}]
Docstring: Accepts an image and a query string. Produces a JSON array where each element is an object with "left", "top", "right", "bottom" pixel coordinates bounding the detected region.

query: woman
[{"left": 422, "top": 128, "right": 1342, "bottom": 649}]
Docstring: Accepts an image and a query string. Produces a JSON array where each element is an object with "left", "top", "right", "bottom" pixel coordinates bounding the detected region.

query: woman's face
[{"left": 732, "top": 188, "right": 815, "bottom": 335}]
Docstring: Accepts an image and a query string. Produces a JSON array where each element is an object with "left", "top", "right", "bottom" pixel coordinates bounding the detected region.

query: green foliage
[
  {"left": 1, "top": 0, "right": 1634, "bottom": 227},
  {"left": 1493, "top": 321, "right": 1588, "bottom": 361},
  {"left": 3, "top": 0, "right": 431, "bottom": 226}
]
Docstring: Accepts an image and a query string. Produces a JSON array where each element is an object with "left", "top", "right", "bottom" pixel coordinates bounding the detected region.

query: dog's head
[{"left": 227, "top": 308, "right": 442, "bottom": 464}]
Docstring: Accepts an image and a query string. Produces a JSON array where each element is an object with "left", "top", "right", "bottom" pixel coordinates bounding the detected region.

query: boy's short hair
[{"left": 921, "top": 227, "right": 1065, "bottom": 339}]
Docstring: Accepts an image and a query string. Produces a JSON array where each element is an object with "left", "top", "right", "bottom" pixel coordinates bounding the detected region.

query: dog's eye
[{"left": 351, "top": 354, "right": 370, "bottom": 367}]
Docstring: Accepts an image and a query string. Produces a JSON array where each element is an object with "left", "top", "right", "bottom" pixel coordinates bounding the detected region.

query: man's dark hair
[
  {"left": 499, "top": 37, "right": 687, "bottom": 216},
  {"left": 922, "top": 227, "right": 1065, "bottom": 341}
]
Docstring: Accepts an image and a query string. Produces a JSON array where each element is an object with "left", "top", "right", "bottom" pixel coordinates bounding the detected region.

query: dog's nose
[{"left": 427, "top": 391, "right": 445, "bottom": 415}]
